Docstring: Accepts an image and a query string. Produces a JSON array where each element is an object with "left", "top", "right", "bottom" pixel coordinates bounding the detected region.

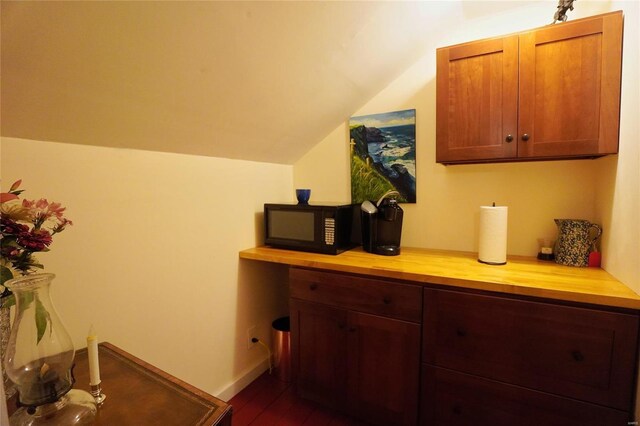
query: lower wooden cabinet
[
  {"left": 289, "top": 267, "right": 639, "bottom": 425},
  {"left": 420, "top": 366, "right": 629, "bottom": 426},
  {"left": 290, "top": 268, "right": 421, "bottom": 426},
  {"left": 422, "top": 288, "right": 639, "bottom": 423}
]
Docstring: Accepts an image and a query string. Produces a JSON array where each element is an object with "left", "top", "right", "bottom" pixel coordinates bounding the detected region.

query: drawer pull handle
[
  {"left": 456, "top": 328, "right": 467, "bottom": 337},
  {"left": 383, "top": 296, "right": 392, "bottom": 305},
  {"left": 348, "top": 326, "right": 357, "bottom": 333},
  {"left": 571, "top": 350, "right": 585, "bottom": 362},
  {"left": 338, "top": 323, "right": 346, "bottom": 330},
  {"left": 309, "top": 283, "right": 318, "bottom": 291}
]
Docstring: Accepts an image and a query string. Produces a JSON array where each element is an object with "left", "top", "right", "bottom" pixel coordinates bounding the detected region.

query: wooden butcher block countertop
[{"left": 239, "top": 246, "right": 640, "bottom": 310}]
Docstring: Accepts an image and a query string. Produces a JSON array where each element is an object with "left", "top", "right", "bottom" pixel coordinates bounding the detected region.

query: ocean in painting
[{"left": 366, "top": 124, "right": 416, "bottom": 180}]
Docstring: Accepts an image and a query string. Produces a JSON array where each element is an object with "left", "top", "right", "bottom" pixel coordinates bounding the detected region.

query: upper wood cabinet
[{"left": 436, "top": 11, "right": 623, "bottom": 164}]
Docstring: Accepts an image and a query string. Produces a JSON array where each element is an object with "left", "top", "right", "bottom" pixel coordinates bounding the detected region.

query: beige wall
[
  {"left": 295, "top": 1, "right": 640, "bottom": 294},
  {"left": 595, "top": 1, "right": 640, "bottom": 294},
  {"left": 1, "top": 137, "right": 292, "bottom": 400}
]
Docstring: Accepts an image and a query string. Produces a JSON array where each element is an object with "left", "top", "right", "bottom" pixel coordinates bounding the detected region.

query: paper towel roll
[{"left": 478, "top": 205, "right": 508, "bottom": 265}]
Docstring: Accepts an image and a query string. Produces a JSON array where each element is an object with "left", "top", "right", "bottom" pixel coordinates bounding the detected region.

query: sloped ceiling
[{"left": 1, "top": 1, "right": 535, "bottom": 164}]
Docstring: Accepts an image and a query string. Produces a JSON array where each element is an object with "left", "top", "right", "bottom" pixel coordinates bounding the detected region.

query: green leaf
[
  {"left": 0, "top": 294, "right": 15, "bottom": 309},
  {"left": 35, "top": 296, "right": 51, "bottom": 344},
  {"left": 1, "top": 265, "right": 14, "bottom": 285},
  {"left": 2, "top": 239, "right": 19, "bottom": 248},
  {"left": 22, "top": 291, "right": 34, "bottom": 307}
]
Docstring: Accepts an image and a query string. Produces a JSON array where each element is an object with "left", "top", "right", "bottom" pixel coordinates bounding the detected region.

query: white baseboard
[{"left": 214, "top": 356, "right": 270, "bottom": 402}]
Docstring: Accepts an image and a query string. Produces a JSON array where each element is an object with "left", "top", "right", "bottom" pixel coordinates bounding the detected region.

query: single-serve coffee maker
[{"left": 361, "top": 190, "right": 404, "bottom": 256}]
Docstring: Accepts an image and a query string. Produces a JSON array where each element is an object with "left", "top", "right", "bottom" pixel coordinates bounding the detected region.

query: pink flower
[
  {"left": 47, "top": 202, "right": 66, "bottom": 218},
  {"left": 1, "top": 245, "right": 20, "bottom": 259},
  {"left": 1, "top": 180, "right": 72, "bottom": 282},
  {"left": 52, "top": 218, "right": 73, "bottom": 234},
  {"left": 17, "top": 228, "right": 53, "bottom": 252},
  {"left": 22, "top": 198, "right": 68, "bottom": 227},
  {"left": 0, "top": 217, "right": 29, "bottom": 236}
]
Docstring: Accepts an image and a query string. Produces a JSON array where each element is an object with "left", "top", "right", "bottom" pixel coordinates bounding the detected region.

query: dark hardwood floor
[{"left": 229, "top": 372, "right": 368, "bottom": 425}]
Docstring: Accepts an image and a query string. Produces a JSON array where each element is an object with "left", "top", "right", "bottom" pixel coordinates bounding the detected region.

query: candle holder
[
  {"left": 90, "top": 384, "right": 106, "bottom": 406},
  {"left": 10, "top": 390, "right": 97, "bottom": 426}
]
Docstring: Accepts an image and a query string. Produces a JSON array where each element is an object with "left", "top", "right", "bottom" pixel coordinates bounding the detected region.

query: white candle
[{"left": 87, "top": 326, "right": 101, "bottom": 386}]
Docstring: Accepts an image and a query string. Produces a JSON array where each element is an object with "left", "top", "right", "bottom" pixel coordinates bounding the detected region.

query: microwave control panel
[{"left": 324, "top": 217, "right": 335, "bottom": 246}]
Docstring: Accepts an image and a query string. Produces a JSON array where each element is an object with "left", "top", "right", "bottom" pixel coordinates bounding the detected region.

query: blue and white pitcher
[{"left": 554, "top": 219, "right": 602, "bottom": 267}]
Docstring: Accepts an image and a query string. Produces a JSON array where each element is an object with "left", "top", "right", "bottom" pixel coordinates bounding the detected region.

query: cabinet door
[
  {"left": 436, "top": 35, "right": 518, "bottom": 163},
  {"left": 347, "top": 311, "right": 421, "bottom": 426},
  {"left": 290, "top": 298, "right": 348, "bottom": 410},
  {"left": 518, "top": 12, "right": 623, "bottom": 158}
]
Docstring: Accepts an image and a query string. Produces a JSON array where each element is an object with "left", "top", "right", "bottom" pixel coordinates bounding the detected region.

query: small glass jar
[{"left": 537, "top": 238, "right": 555, "bottom": 261}]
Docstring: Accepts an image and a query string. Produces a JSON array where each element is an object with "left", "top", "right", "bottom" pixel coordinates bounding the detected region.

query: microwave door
[
  {"left": 266, "top": 208, "right": 324, "bottom": 251},
  {"left": 268, "top": 209, "right": 314, "bottom": 241}
]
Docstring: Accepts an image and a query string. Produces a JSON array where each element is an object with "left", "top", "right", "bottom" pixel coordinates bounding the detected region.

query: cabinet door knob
[
  {"left": 521, "top": 133, "right": 530, "bottom": 141},
  {"left": 456, "top": 327, "right": 467, "bottom": 337},
  {"left": 348, "top": 326, "right": 357, "bottom": 333},
  {"left": 571, "top": 350, "right": 585, "bottom": 362},
  {"left": 309, "top": 283, "right": 318, "bottom": 290},
  {"left": 383, "top": 296, "right": 392, "bottom": 305},
  {"left": 505, "top": 134, "right": 513, "bottom": 143},
  {"left": 452, "top": 405, "right": 462, "bottom": 415}
]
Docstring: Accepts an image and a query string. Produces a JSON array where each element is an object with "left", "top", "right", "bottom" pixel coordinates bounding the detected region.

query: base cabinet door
[
  {"left": 348, "top": 311, "right": 421, "bottom": 426},
  {"left": 420, "top": 366, "right": 629, "bottom": 426},
  {"left": 290, "top": 298, "right": 348, "bottom": 410},
  {"left": 291, "top": 298, "right": 421, "bottom": 426}
]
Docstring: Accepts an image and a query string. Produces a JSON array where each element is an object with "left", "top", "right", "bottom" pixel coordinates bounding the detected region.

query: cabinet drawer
[
  {"left": 290, "top": 268, "right": 422, "bottom": 323},
  {"left": 421, "top": 365, "right": 629, "bottom": 426},
  {"left": 423, "top": 289, "right": 639, "bottom": 410}
]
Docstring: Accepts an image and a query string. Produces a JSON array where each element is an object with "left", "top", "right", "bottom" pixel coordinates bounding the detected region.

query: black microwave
[{"left": 264, "top": 203, "right": 360, "bottom": 255}]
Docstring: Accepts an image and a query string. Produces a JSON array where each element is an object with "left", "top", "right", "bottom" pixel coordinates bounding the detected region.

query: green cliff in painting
[{"left": 350, "top": 153, "right": 400, "bottom": 204}]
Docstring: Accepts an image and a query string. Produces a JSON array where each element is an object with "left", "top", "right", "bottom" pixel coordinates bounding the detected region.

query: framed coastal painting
[{"left": 349, "top": 109, "right": 416, "bottom": 204}]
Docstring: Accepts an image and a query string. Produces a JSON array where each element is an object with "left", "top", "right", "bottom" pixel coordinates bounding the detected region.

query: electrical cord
[{"left": 252, "top": 338, "right": 273, "bottom": 374}]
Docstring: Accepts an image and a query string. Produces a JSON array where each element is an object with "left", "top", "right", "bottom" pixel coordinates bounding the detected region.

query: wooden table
[{"left": 9, "top": 342, "right": 232, "bottom": 425}]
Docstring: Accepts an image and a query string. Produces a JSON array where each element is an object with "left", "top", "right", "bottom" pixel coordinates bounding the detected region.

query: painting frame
[{"left": 349, "top": 109, "right": 416, "bottom": 204}]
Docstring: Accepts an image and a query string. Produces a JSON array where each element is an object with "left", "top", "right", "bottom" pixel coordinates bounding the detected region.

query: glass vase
[
  {"left": 1, "top": 305, "right": 16, "bottom": 399},
  {"left": 4, "top": 273, "right": 96, "bottom": 425}
]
